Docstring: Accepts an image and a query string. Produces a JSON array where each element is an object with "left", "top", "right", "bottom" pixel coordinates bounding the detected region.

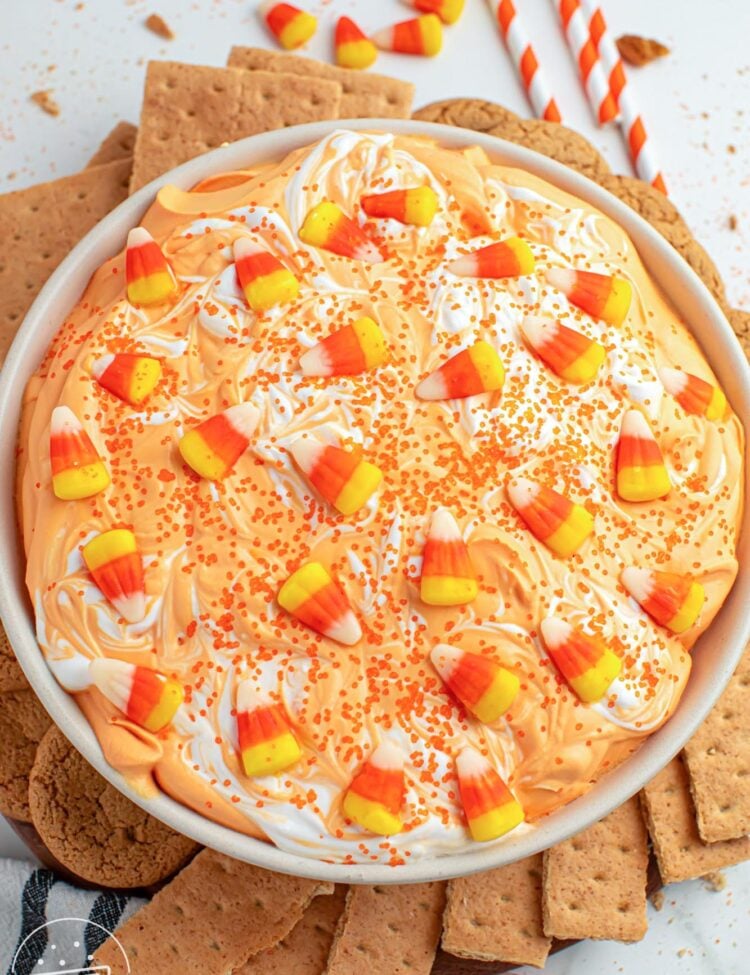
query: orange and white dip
[{"left": 19, "top": 131, "right": 743, "bottom": 865}]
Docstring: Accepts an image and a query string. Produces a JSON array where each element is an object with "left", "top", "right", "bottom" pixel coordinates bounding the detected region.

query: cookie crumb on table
[
  {"left": 616, "top": 34, "right": 670, "bottom": 67},
  {"left": 30, "top": 90, "right": 60, "bottom": 116},
  {"left": 145, "top": 13, "right": 174, "bottom": 40},
  {"left": 702, "top": 871, "right": 727, "bottom": 892},
  {"left": 649, "top": 890, "right": 665, "bottom": 911}
]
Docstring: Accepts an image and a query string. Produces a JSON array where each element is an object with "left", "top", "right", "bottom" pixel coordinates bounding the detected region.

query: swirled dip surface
[{"left": 19, "top": 131, "right": 743, "bottom": 865}]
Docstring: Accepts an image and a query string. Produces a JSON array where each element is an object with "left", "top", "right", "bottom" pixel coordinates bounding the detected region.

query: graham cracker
[
  {"left": 237, "top": 885, "right": 348, "bottom": 975},
  {"left": 86, "top": 120, "right": 138, "bottom": 167},
  {"left": 228, "top": 47, "right": 415, "bottom": 121},
  {"left": 0, "top": 157, "right": 132, "bottom": 365},
  {"left": 93, "top": 848, "right": 333, "bottom": 975},
  {"left": 682, "top": 649, "right": 750, "bottom": 843},
  {"left": 128, "top": 61, "right": 343, "bottom": 192},
  {"left": 325, "top": 882, "right": 446, "bottom": 975},
  {"left": 640, "top": 755, "right": 750, "bottom": 883},
  {"left": 441, "top": 855, "right": 550, "bottom": 969},
  {"left": 542, "top": 797, "right": 649, "bottom": 943}
]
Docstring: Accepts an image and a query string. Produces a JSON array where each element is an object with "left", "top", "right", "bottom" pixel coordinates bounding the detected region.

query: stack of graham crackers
[{"left": 1, "top": 45, "right": 750, "bottom": 972}]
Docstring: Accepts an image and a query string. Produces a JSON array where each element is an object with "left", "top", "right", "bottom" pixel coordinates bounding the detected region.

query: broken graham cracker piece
[
  {"left": 640, "top": 756, "right": 750, "bottom": 883},
  {"left": 0, "top": 157, "right": 131, "bottom": 365},
  {"left": 441, "top": 854, "right": 550, "bottom": 969},
  {"left": 228, "top": 47, "right": 415, "bottom": 120},
  {"left": 93, "top": 849, "right": 333, "bottom": 975},
  {"left": 237, "top": 885, "right": 347, "bottom": 975},
  {"left": 616, "top": 34, "right": 670, "bottom": 67},
  {"left": 542, "top": 797, "right": 648, "bottom": 943},
  {"left": 129, "top": 61, "right": 343, "bottom": 192},
  {"left": 325, "top": 882, "right": 446, "bottom": 975},
  {"left": 683, "top": 648, "right": 750, "bottom": 842},
  {"left": 86, "top": 120, "right": 137, "bottom": 167}
]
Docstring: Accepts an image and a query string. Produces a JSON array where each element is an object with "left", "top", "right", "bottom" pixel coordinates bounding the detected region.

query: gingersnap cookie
[
  {"left": 596, "top": 173, "right": 727, "bottom": 307},
  {"left": 0, "top": 625, "right": 28, "bottom": 693},
  {"left": 0, "top": 688, "right": 51, "bottom": 821},
  {"left": 28, "top": 725, "right": 200, "bottom": 888},
  {"left": 413, "top": 98, "right": 610, "bottom": 181}
]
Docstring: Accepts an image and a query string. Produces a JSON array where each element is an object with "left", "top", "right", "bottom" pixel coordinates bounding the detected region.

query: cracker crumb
[
  {"left": 729, "top": 214, "right": 738, "bottom": 231},
  {"left": 702, "top": 871, "right": 727, "bottom": 892},
  {"left": 728, "top": 144, "right": 737, "bottom": 154},
  {"left": 616, "top": 34, "right": 670, "bottom": 67},
  {"left": 30, "top": 90, "right": 60, "bottom": 117},
  {"left": 650, "top": 890, "right": 665, "bottom": 911},
  {"left": 145, "top": 13, "right": 174, "bottom": 40}
]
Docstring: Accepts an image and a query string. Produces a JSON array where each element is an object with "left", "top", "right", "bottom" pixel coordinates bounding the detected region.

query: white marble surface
[{"left": 1, "top": 0, "right": 749, "bottom": 971}]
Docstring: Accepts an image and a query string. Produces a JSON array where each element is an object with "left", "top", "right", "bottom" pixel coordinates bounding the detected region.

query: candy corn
[
  {"left": 416, "top": 341, "right": 504, "bottom": 400},
  {"left": 621, "top": 567, "right": 705, "bottom": 634},
  {"left": 342, "top": 741, "right": 405, "bottom": 836},
  {"left": 520, "top": 316, "right": 605, "bottom": 384},
  {"left": 92, "top": 353, "right": 162, "bottom": 406},
  {"left": 50, "top": 405, "right": 110, "bottom": 501},
  {"left": 178, "top": 403, "right": 259, "bottom": 480},
  {"left": 299, "top": 201, "right": 384, "bottom": 263},
  {"left": 448, "top": 237, "right": 535, "bottom": 278},
  {"left": 659, "top": 367, "right": 727, "bottom": 421},
  {"left": 616, "top": 409, "right": 671, "bottom": 503},
  {"left": 506, "top": 477, "right": 594, "bottom": 558},
  {"left": 361, "top": 187, "right": 439, "bottom": 227},
  {"left": 233, "top": 238, "right": 299, "bottom": 312},
  {"left": 420, "top": 508, "right": 478, "bottom": 606},
  {"left": 371, "top": 14, "right": 443, "bottom": 57},
  {"left": 540, "top": 618, "right": 621, "bottom": 703},
  {"left": 456, "top": 747, "right": 524, "bottom": 842},
  {"left": 431, "top": 645, "right": 519, "bottom": 722},
  {"left": 545, "top": 267, "right": 632, "bottom": 327},
  {"left": 291, "top": 440, "right": 382, "bottom": 516},
  {"left": 236, "top": 682, "right": 301, "bottom": 777},
  {"left": 278, "top": 561, "right": 362, "bottom": 645},
  {"left": 412, "top": 0, "right": 465, "bottom": 25},
  {"left": 82, "top": 529, "right": 145, "bottom": 623},
  {"left": 335, "top": 15, "right": 378, "bottom": 69},
  {"left": 89, "top": 658, "right": 183, "bottom": 732},
  {"left": 125, "top": 227, "right": 177, "bottom": 306},
  {"left": 264, "top": 2, "right": 316, "bottom": 49},
  {"left": 299, "top": 316, "right": 389, "bottom": 377}
]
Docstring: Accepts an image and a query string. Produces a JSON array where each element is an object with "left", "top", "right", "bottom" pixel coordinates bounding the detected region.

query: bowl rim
[{"left": 1, "top": 118, "right": 748, "bottom": 885}]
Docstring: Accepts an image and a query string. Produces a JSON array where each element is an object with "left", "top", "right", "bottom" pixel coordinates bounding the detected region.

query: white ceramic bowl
[{"left": 1, "top": 119, "right": 748, "bottom": 885}]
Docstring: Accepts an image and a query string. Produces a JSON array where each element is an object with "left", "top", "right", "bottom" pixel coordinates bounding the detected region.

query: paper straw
[
  {"left": 489, "top": 0, "right": 562, "bottom": 123},
  {"left": 553, "top": 0, "right": 617, "bottom": 125},
  {"left": 582, "top": 0, "right": 668, "bottom": 194}
]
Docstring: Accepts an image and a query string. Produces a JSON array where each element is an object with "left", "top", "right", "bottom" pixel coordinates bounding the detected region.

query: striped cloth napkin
[{"left": 0, "top": 858, "right": 145, "bottom": 975}]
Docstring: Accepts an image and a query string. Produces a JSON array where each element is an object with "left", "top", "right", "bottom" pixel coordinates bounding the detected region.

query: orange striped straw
[
  {"left": 582, "top": 0, "right": 667, "bottom": 193},
  {"left": 488, "top": 0, "right": 562, "bottom": 123},
  {"left": 554, "top": 0, "right": 617, "bottom": 125}
]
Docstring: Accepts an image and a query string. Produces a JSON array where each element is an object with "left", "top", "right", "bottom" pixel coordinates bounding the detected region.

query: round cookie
[
  {"left": 0, "top": 688, "right": 52, "bottom": 821},
  {"left": 597, "top": 173, "right": 727, "bottom": 307},
  {"left": 29, "top": 725, "right": 201, "bottom": 888},
  {"left": 729, "top": 309, "right": 750, "bottom": 357},
  {"left": 413, "top": 97, "right": 519, "bottom": 133},
  {"left": 0, "top": 625, "right": 29, "bottom": 694},
  {"left": 413, "top": 97, "right": 611, "bottom": 182}
]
